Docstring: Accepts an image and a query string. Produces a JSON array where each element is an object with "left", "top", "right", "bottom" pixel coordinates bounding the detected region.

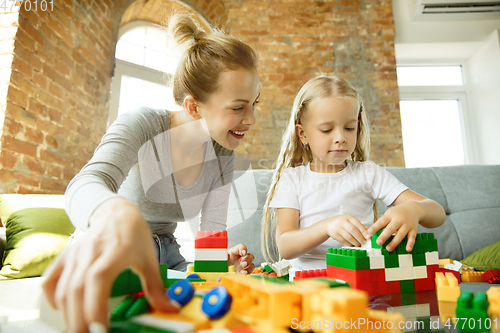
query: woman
[{"left": 42, "top": 14, "right": 259, "bottom": 333}]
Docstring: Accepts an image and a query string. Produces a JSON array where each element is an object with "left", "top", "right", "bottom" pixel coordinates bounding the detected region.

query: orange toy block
[
  {"left": 435, "top": 272, "right": 461, "bottom": 302},
  {"left": 461, "top": 271, "right": 486, "bottom": 282}
]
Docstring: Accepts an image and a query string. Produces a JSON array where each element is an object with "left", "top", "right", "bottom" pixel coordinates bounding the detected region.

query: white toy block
[
  {"left": 361, "top": 239, "right": 374, "bottom": 250},
  {"left": 398, "top": 254, "right": 413, "bottom": 267},
  {"left": 271, "top": 258, "right": 292, "bottom": 276},
  {"left": 413, "top": 266, "right": 428, "bottom": 279},
  {"left": 367, "top": 248, "right": 382, "bottom": 256},
  {"left": 385, "top": 267, "right": 414, "bottom": 281},
  {"left": 425, "top": 251, "right": 439, "bottom": 265},
  {"left": 369, "top": 255, "right": 385, "bottom": 269},
  {"left": 194, "top": 248, "right": 228, "bottom": 261}
]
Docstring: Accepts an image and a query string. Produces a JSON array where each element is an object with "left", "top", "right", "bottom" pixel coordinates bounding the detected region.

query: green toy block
[
  {"left": 326, "top": 248, "right": 370, "bottom": 270},
  {"left": 400, "top": 280, "right": 415, "bottom": 293},
  {"left": 263, "top": 264, "right": 274, "bottom": 273},
  {"left": 314, "top": 278, "right": 350, "bottom": 289},
  {"left": 370, "top": 230, "right": 392, "bottom": 249},
  {"left": 111, "top": 264, "right": 169, "bottom": 297},
  {"left": 194, "top": 260, "right": 227, "bottom": 272},
  {"left": 395, "top": 239, "right": 409, "bottom": 255},
  {"left": 383, "top": 250, "right": 399, "bottom": 268},
  {"left": 412, "top": 252, "right": 426, "bottom": 266},
  {"left": 125, "top": 296, "right": 150, "bottom": 319},
  {"left": 110, "top": 296, "right": 136, "bottom": 322},
  {"left": 412, "top": 233, "right": 438, "bottom": 253},
  {"left": 456, "top": 291, "right": 490, "bottom": 332}
]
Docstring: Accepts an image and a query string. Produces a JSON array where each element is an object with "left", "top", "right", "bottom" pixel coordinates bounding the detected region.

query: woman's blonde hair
[
  {"left": 167, "top": 14, "right": 258, "bottom": 104},
  {"left": 261, "top": 74, "right": 374, "bottom": 264}
]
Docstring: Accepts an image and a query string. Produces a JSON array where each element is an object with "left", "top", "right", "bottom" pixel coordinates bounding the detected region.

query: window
[
  {"left": 397, "top": 65, "right": 471, "bottom": 168},
  {"left": 109, "top": 22, "right": 184, "bottom": 126}
]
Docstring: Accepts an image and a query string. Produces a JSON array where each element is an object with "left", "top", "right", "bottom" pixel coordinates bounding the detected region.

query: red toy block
[
  {"left": 439, "top": 267, "right": 461, "bottom": 284},
  {"left": 327, "top": 265, "right": 370, "bottom": 285},
  {"left": 370, "top": 268, "right": 386, "bottom": 282},
  {"left": 195, "top": 231, "right": 228, "bottom": 248},
  {"left": 482, "top": 270, "right": 500, "bottom": 284},
  {"left": 414, "top": 276, "right": 435, "bottom": 292},
  {"left": 294, "top": 269, "right": 327, "bottom": 280}
]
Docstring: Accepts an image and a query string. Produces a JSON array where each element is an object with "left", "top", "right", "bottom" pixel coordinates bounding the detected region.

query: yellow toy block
[
  {"left": 437, "top": 301, "right": 457, "bottom": 325},
  {"left": 439, "top": 258, "right": 454, "bottom": 267},
  {"left": 186, "top": 264, "right": 236, "bottom": 282},
  {"left": 220, "top": 274, "right": 302, "bottom": 331},
  {"left": 461, "top": 271, "right": 486, "bottom": 282},
  {"left": 487, "top": 286, "right": 500, "bottom": 317},
  {"left": 435, "top": 272, "right": 461, "bottom": 302}
]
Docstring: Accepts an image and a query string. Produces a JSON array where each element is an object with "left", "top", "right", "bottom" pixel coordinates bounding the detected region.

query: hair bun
[{"left": 168, "top": 13, "right": 207, "bottom": 45}]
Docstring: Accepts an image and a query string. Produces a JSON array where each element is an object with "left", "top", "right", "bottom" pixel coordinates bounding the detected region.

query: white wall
[
  {"left": 392, "top": 1, "right": 500, "bottom": 165},
  {"left": 466, "top": 30, "right": 500, "bottom": 165}
]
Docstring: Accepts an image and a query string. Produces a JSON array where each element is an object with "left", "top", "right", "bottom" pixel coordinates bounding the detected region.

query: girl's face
[
  {"left": 196, "top": 68, "right": 260, "bottom": 150},
  {"left": 296, "top": 95, "right": 359, "bottom": 173}
]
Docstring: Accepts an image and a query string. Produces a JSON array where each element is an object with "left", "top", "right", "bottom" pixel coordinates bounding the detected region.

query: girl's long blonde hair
[{"left": 261, "top": 74, "right": 374, "bottom": 264}]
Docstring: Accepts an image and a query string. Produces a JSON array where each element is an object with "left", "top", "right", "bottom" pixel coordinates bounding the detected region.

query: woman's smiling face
[{"left": 196, "top": 68, "right": 260, "bottom": 150}]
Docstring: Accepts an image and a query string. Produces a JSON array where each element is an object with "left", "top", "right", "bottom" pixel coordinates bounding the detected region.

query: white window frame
[
  {"left": 397, "top": 63, "right": 475, "bottom": 165},
  {"left": 108, "top": 21, "right": 174, "bottom": 128}
]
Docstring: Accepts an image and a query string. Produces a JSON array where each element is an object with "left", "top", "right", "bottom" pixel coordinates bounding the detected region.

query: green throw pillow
[
  {"left": 0, "top": 194, "right": 75, "bottom": 280},
  {"left": 461, "top": 241, "right": 500, "bottom": 271}
]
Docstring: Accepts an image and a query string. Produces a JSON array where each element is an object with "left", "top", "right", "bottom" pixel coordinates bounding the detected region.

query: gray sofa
[{"left": 227, "top": 164, "right": 500, "bottom": 266}]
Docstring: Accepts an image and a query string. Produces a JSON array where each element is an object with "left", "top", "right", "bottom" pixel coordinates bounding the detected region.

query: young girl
[{"left": 261, "top": 74, "right": 445, "bottom": 273}]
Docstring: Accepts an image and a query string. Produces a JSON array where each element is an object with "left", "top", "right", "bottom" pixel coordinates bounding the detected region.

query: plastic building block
[
  {"left": 412, "top": 233, "right": 438, "bottom": 253},
  {"left": 398, "top": 254, "right": 413, "bottom": 267},
  {"left": 456, "top": 291, "right": 489, "bottom": 332},
  {"left": 369, "top": 253, "right": 385, "bottom": 269},
  {"left": 195, "top": 231, "right": 228, "bottom": 248},
  {"left": 412, "top": 252, "right": 426, "bottom": 266},
  {"left": 413, "top": 266, "right": 427, "bottom": 279},
  {"left": 483, "top": 270, "right": 500, "bottom": 284},
  {"left": 439, "top": 258, "right": 454, "bottom": 267},
  {"left": 435, "top": 272, "right": 460, "bottom": 302},
  {"left": 383, "top": 250, "right": 399, "bottom": 268},
  {"left": 385, "top": 266, "right": 414, "bottom": 281},
  {"left": 186, "top": 264, "right": 235, "bottom": 282},
  {"left": 326, "top": 247, "right": 370, "bottom": 270},
  {"left": 167, "top": 279, "right": 195, "bottom": 307},
  {"left": 293, "top": 269, "right": 327, "bottom": 280},
  {"left": 125, "top": 296, "right": 151, "bottom": 319},
  {"left": 194, "top": 260, "right": 228, "bottom": 273},
  {"left": 111, "top": 296, "right": 137, "bottom": 322},
  {"left": 425, "top": 251, "right": 439, "bottom": 265},
  {"left": 439, "top": 267, "right": 461, "bottom": 283},
  {"left": 461, "top": 271, "right": 486, "bottom": 283},
  {"left": 195, "top": 249, "right": 228, "bottom": 261},
  {"left": 201, "top": 286, "right": 232, "bottom": 319},
  {"left": 487, "top": 286, "right": 500, "bottom": 317},
  {"left": 111, "top": 264, "right": 169, "bottom": 297}
]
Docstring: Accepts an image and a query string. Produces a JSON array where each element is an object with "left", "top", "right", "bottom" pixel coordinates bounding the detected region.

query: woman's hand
[
  {"left": 227, "top": 243, "right": 255, "bottom": 274},
  {"left": 323, "top": 214, "right": 370, "bottom": 247},
  {"left": 42, "top": 197, "right": 179, "bottom": 333}
]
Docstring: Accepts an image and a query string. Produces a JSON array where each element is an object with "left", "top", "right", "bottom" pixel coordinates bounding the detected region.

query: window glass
[
  {"left": 397, "top": 66, "right": 463, "bottom": 86},
  {"left": 400, "top": 100, "right": 465, "bottom": 168}
]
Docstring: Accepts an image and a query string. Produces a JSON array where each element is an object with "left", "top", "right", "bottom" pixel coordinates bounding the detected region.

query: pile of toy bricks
[
  {"left": 326, "top": 231, "right": 440, "bottom": 296},
  {"left": 194, "top": 231, "right": 228, "bottom": 273}
]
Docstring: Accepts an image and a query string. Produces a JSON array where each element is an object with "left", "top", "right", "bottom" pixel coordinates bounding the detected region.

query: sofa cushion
[
  {"left": 432, "top": 165, "right": 500, "bottom": 214},
  {"left": 0, "top": 194, "right": 75, "bottom": 280},
  {"left": 460, "top": 241, "right": 500, "bottom": 271}
]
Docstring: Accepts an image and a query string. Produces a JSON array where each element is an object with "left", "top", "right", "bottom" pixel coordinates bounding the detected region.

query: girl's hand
[
  {"left": 324, "top": 214, "right": 370, "bottom": 247},
  {"left": 42, "top": 198, "right": 179, "bottom": 333},
  {"left": 227, "top": 243, "right": 255, "bottom": 274},
  {"left": 366, "top": 201, "right": 422, "bottom": 252}
]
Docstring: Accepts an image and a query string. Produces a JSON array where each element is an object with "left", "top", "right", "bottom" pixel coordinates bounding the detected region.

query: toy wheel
[
  {"left": 201, "top": 286, "right": 232, "bottom": 319},
  {"left": 186, "top": 273, "right": 201, "bottom": 280},
  {"left": 167, "top": 279, "right": 194, "bottom": 307}
]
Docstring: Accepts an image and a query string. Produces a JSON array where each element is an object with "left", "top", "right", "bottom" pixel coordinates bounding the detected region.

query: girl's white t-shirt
[{"left": 269, "top": 160, "right": 408, "bottom": 271}]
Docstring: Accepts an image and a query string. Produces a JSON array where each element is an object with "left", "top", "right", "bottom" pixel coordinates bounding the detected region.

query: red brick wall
[
  {"left": 228, "top": 0, "right": 403, "bottom": 168},
  {"left": 0, "top": 0, "right": 402, "bottom": 194}
]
